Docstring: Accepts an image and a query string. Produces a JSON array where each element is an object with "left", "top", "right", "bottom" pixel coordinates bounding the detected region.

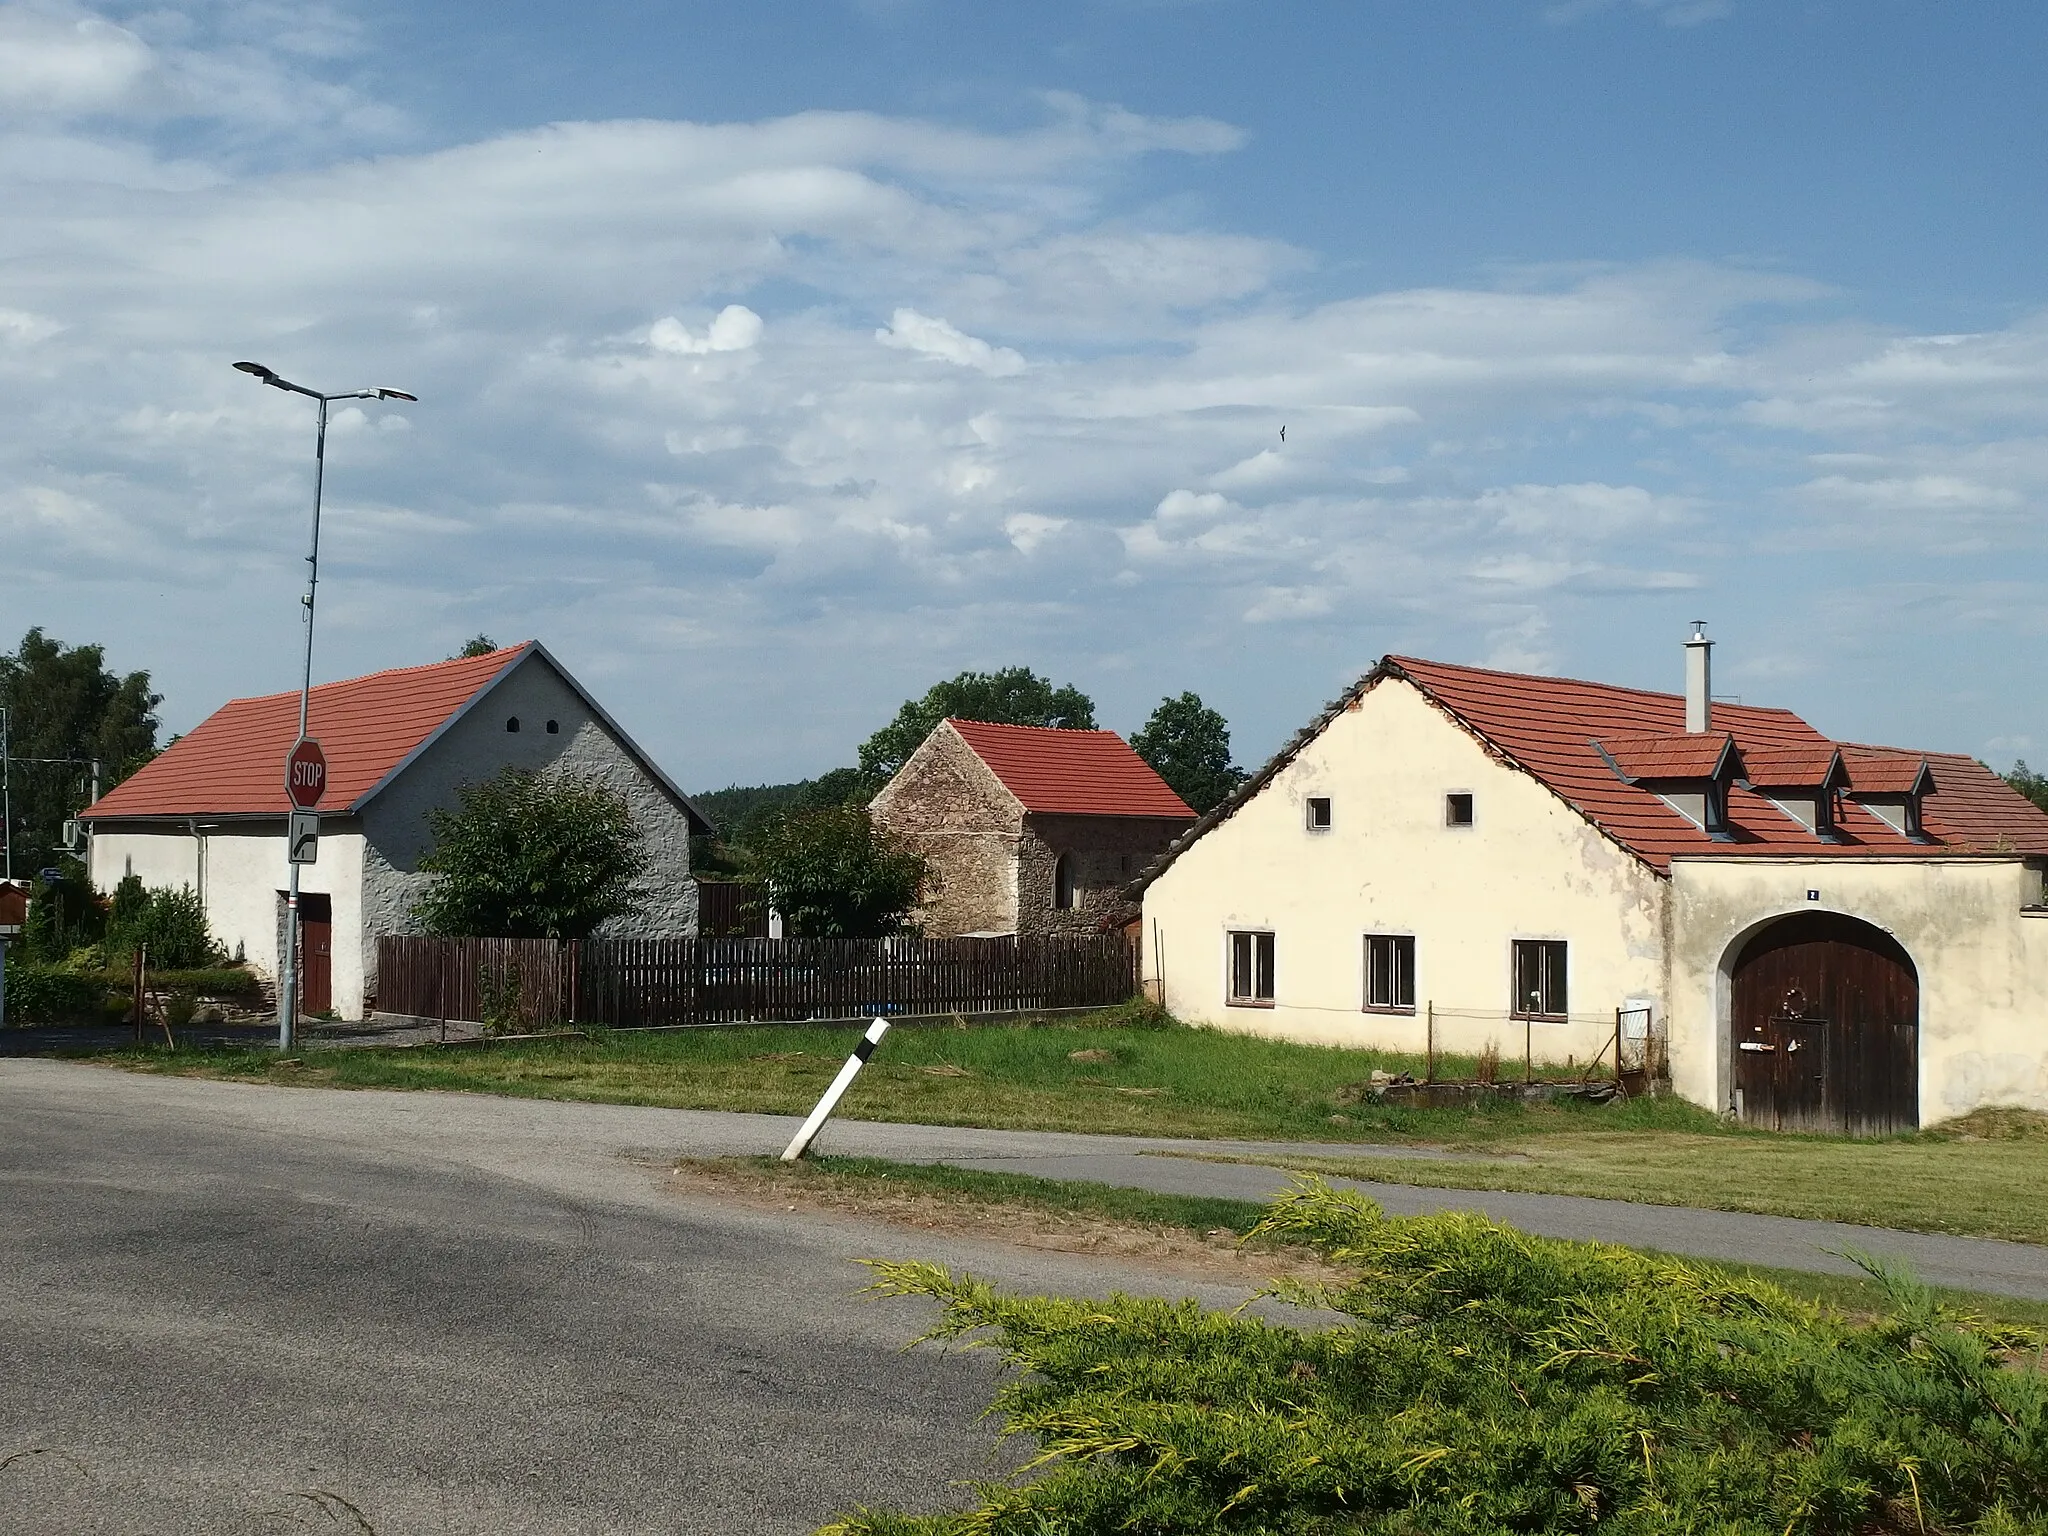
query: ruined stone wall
[
  {"left": 869, "top": 724, "right": 1022, "bottom": 935},
  {"left": 1016, "top": 813, "right": 1193, "bottom": 936}
]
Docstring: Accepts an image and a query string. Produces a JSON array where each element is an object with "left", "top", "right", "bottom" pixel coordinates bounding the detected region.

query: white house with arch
[{"left": 1133, "top": 629, "right": 2048, "bottom": 1132}]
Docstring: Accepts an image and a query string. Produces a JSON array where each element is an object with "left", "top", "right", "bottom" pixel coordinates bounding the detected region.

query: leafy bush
[
  {"left": 22, "top": 867, "right": 106, "bottom": 961},
  {"left": 3, "top": 964, "right": 109, "bottom": 1023},
  {"left": 107, "top": 882, "right": 223, "bottom": 970},
  {"left": 87, "top": 965, "right": 258, "bottom": 996},
  {"left": 415, "top": 766, "right": 647, "bottom": 939},
  {"left": 741, "top": 805, "right": 929, "bottom": 938},
  {"left": 835, "top": 1179, "right": 2048, "bottom": 1535}
]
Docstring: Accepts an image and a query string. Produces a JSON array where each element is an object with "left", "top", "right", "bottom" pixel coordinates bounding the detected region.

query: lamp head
[
  {"left": 233, "top": 361, "right": 276, "bottom": 381},
  {"left": 376, "top": 388, "right": 418, "bottom": 402}
]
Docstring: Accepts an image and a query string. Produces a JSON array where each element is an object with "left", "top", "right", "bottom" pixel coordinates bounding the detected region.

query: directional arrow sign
[{"left": 285, "top": 737, "right": 328, "bottom": 811}]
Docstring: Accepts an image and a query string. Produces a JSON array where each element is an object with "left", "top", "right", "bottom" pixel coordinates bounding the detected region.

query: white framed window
[
  {"left": 1305, "top": 796, "right": 1333, "bottom": 831},
  {"left": 1512, "top": 939, "right": 1567, "bottom": 1019},
  {"left": 1227, "top": 930, "right": 1275, "bottom": 1007},
  {"left": 1363, "top": 934, "right": 1415, "bottom": 1012},
  {"left": 1445, "top": 792, "right": 1474, "bottom": 828}
]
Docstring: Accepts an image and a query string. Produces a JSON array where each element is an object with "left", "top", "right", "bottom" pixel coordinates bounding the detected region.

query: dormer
[
  {"left": 1593, "top": 732, "right": 1744, "bottom": 838},
  {"left": 1741, "top": 745, "right": 1849, "bottom": 840},
  {"left": 1842, "top": 748, "right": 1936, "bottom": 841}
]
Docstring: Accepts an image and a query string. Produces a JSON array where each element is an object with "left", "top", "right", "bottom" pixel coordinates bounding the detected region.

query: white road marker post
[{"left": 781, "top": 1018, "right": 890, "bottom": 1162}]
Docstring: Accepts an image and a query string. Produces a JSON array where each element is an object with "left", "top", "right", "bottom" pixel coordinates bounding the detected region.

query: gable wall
[
  {"left": 1140, "top": 678, "right": 1667, "bottom": 1061},
  {"left": 870, "top": 724, "right": 1022, "bottom": 936},
  {"left": 359, "top": 655, "right": 697, "bottom": 995}
]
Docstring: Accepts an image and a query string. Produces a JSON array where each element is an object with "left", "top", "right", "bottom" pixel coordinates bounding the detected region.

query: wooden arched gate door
[{"left": 1731, "top": 912, "right": 1918, "bottom": 1135}]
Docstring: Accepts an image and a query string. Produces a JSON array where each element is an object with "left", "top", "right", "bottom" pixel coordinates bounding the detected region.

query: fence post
[{"left": 1425, "top": 1000, "right": 1436, "bottom": 1083}]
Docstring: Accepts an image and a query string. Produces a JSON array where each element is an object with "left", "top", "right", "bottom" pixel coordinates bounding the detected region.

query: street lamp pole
[{"left": 235, "top": 362, "right": 416, "bottom": 1053}]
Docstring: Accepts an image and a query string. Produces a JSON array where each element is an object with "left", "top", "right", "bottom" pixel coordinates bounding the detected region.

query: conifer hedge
[{"left": 830, "top": 1179, "right": 2048, "bottom": 1535}]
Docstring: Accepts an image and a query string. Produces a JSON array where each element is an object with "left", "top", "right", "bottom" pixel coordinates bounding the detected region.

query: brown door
[
  {"left": 299, "top": 894, "right": 333, "bottom": 1016},
  {"left": 1731, "top": 913, "right": 1917, "bottom": 1134}
]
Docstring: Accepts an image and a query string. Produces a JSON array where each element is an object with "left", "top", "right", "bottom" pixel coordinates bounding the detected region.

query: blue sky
[{"left": 5, "top": 0, "right": 2048, "bottom": 787}]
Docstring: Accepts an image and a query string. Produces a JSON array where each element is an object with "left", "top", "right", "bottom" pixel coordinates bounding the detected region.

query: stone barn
[
  {"left": 870, "top": 718, "right": 1195, "bottom": 937},
  {"left": 80, "top": 642, "right": 710, "bottom": 1020}
]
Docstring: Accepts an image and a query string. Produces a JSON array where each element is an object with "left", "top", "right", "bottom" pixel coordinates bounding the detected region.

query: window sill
[
  {"left": 1226, "top": 998, "right": 1275, "bottom": 1009},
  {"left": 1511, "top": 1012, "right": 1569, "bottom": 1025},
  {"left": 1361, "top": 1004, "right": 1416, "bottom": 1016}
]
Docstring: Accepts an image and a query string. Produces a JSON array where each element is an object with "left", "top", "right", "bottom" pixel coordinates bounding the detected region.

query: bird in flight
[{"left": 1279, "top": 425, "right": 1287, "bottom": 443}]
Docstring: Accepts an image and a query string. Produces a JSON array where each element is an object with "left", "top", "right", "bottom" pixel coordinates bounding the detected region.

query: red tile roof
[
  {"left": 85, "top": 646, "right": 532, "bottom": 818},
  {"left": 1840, "top": 745, "right": 1936, "bottom": 796},
  {"left": 1388, "top": 656, "right": 2048, "bottom": 871},
  {"left": 1741, "top": 744, "right": 1845, "bottom": 789},
  {"left": 1596, "top": 733, "right": 1739, "bottom": 782},
  {"left": 947, "top": 719, "right": 1195, "bottom": 819}
]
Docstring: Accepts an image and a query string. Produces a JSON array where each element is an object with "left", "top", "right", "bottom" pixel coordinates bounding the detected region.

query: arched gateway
[{"left": 1730, "top": 912, "right": 1918, "bottom": 1134}]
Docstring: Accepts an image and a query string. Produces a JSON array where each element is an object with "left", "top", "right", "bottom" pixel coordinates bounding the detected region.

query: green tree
[
  {"left": 454, "top": 635, "right": 499, "bottom": 659},
  {"left": 857, "top": 667, "right": 1096, "bottom": 780},
  {"left": 413, "top": 767, "right": 648, "bottom": 938},
  {"left": 0, "top": 628, "right": 160, "bottom": 877},
  {"left": 106, "top": 880, "right": 223, "bottom": 969},
  {"left": 2006, "top": 759, "right": 2048, "bottom": 812},
  {"left": 1131, "top": 691, "right": 1247, "bottom": 813},
  {"left": 741, "top": 806, "right": 928, "bottom": 938}
]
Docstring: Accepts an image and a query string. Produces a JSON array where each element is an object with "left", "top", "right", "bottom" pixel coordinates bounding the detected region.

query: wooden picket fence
[{"left": 373, "top": 933, "right": 1139, "bottom": 1031}]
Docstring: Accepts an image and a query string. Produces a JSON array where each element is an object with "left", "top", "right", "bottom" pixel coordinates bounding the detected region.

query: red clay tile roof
[
  {"left": 1387, "top": 656, "right": 2048, "bottom": 871},
  {"left": 1840, "top": 745, "right": 1937, "bottom": 796},
  {"left": 1596, "top": 733, "right": 1740, "bottom": 782},
  {"left": 85, "top": 646, "right": 532, "bottom": 818},
  {"left": 1741, "top": 744, "right": 1846, "bottom": 789},
  {"left": 947, "top": 719, "right": 1195, "bottom": 819}
]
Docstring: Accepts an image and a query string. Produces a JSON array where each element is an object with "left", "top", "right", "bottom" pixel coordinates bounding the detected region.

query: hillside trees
[{"left": 856, "top": 667, "right": 1095, "bottom": 781}]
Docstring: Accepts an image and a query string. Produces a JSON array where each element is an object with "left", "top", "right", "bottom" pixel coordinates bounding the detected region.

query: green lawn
[
  {"left": 87, "top": 1003, "right": 1719, "bottom": 1144},
  {"left": 707, "top": 1154, "right": 2048, "bottom": 1332},
  {"left": 1193, "top": 1110, "right": 2048, "bottom": 1245}
]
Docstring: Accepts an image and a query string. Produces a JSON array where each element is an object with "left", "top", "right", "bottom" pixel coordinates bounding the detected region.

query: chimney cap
[{"left": 1688, "top": 620, "right": 1710, "bottom": 643}]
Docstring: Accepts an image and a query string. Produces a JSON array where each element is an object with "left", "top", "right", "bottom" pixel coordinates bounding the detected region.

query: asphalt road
[
  {"left": 8, "top": 1061, "right": 2048, "bottom": 1533},
  {"left": 0, "top": 1062, "right": 1284, "bottom": 1535}
]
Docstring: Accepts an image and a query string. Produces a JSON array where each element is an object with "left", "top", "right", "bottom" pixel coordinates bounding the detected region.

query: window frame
[
  {"left": 1305, "top": 796, "right": 1333, "bottom": 832},
  {"left": 1510, "top": 938, "right": 1568, "bottom": 1021},
  {"left": 1052, "top": 854, "right": 1076, "bottom": 911},
  {"left": 1226, "top": 929, "right": 1276, "bottom": 1008},
  {"left": 1362, "top": 933, "right": 1416, "bottom": 1014},
  {"left": 1445, "top": 791, "right": 1475, "bottom": 828}
]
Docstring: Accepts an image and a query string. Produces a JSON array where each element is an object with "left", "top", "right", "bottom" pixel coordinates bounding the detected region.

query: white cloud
[
  {"left": 0, "top": 4, "right": 152, "bottom": 115},
  {"left": 649, "top": 305, "right": 764, "bottom": 355},
  {"left": 876, "top": 308, "right": 1025, "bottom": 375}
]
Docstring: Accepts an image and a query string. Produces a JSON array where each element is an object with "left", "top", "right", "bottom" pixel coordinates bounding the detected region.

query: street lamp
[{"left": 235, "top": 362, "right": 418, "bottom": 1052}]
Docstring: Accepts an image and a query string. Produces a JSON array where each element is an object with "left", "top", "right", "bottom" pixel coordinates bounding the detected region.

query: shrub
[
  {"left": 833, "top": 1179, "right": 2048, "bottom": 1535},
  {"left": 22, "top": 867, "right": 106, "bottom": 961},
  {"left": 3, "top": 964, "right": 108, "bottom": 1023},
  {"left": 107, "top": 883, "right": 223, "bottom": 970}
]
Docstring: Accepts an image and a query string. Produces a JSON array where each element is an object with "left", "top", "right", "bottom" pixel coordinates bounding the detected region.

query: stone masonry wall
[
  {"left": 869, "top": 723, "right": 1022, "bottom": 936},
  {"left": 359, "top": 653, "right": 698, "bottom": 1003},
  {"left": 1017, "top": 813, "right": 1193, "bottom": 936}
]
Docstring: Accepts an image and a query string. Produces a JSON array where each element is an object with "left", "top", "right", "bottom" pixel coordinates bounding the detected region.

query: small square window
[
  {"left": 1512, "top": 939, "right": 1567, "bottom": 1019},
  {"left": 1445, "top": 792, "right": 1474, "bottom": 828},
  {"left": 1227, "top": 930, "right": 1274, "bottom": 1006},
  {"left": 1305, "top": 796, "right": 1332, "bottom": 831},
  {"left": 1364, "top": 934, "right": 1415, "bottom": 1012}
]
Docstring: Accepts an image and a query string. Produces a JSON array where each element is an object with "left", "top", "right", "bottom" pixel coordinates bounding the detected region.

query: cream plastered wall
[
  {"left": 1141, "top": 678, "right": 1666, "bottom": 1062},
  {"left": 90, "top": 822, "right": 370, "bottom": 1015},
  {"left": 1668, "top": 855, "right": 2048, "bottom": 1124}
]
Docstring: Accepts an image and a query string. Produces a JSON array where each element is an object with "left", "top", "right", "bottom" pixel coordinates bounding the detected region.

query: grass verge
[
  {"left": 684, "top": 1154, "right": 2048, "bottom": 1331},
  {"left": 1177, "top": 1106, "right": 2048, "bottom": 1245},
  {"left": 72, "top": 1001, "right": 1721, "bottom": 1144}
]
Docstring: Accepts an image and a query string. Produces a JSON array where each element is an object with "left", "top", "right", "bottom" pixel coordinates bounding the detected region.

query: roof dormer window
[{"left": 1593, "top": 732, "right": 1742, "bottom": 841}]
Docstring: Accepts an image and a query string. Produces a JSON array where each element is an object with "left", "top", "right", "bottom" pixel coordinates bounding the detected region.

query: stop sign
[{"left": 285, "top": 737, "right": 328, "bottom": 810}]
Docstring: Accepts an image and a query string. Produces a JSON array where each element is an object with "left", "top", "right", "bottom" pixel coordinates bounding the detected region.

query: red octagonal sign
[{"left": 285, "top": 737, "right": 328, "bottom": 810}]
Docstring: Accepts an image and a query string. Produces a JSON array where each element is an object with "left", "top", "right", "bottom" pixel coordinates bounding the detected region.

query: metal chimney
[{"left": 1685, "top": 621, "right": 1713, "bottom": 734}]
